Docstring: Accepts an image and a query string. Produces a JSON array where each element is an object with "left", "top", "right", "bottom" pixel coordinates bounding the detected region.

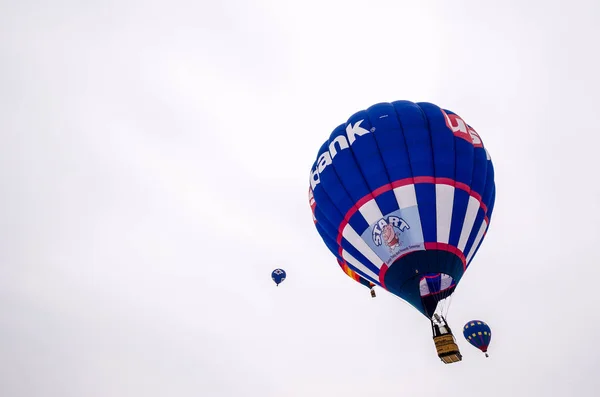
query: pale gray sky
[{"left": 1, "top": 1, "right": 600, "bottom": 396}]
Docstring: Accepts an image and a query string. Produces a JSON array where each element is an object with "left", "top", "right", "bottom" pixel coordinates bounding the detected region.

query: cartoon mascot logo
[{"left": 372, "top": 216, "right": 410, "bottom": 252}]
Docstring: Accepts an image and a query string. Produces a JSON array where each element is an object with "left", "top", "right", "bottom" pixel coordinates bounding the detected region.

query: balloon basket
[
  {"left": 370, "top": 289, "right": 376, "bottom": 298},
  {"left": 433, "top": 334, "right": 462, "bottom": 364}
]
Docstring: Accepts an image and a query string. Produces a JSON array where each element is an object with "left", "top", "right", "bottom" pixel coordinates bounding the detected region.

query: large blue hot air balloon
[
  {"left": 463, "top": 320, "right": 492, "bottom": 357},
  {"left": 271, "top": 268, "right": 286, "bottom": 286},
  {"left": 308, "top": 100, "right": 496, "bottom": 363}
]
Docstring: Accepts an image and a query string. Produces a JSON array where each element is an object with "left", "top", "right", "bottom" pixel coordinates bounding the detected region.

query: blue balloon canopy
[
  {"left": 463, "top": 320, "right": 492, "bottom": 355},
  {"left": 309, "top": 100, "right": 496, "bottom": 318},
  {"left": 271, "top": 268, "right": 286, "bottom": 286}
]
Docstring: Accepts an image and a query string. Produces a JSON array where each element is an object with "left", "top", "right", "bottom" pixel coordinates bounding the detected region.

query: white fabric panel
[
  {"left": 341, "top": 225, "right": 385, "bottom": 269},
  {"left": 440, "top": 273, "right": 454, "bottom": 290},
  {"left": 358, "top": 199, "right": 384, "bottom": 225},
  {"left": 419, "top": 278, "right": 430, "bottom": 296},
  {"left": 458, "top": 195, "right": 481, "bottom": 251},
  {"left": 341, "top": 249, "right": 380, "bottom": 282},
  {"left": 466, "top": 220, "right": 488, "bottom": 264},
  {"left": 393, "top": 184, "right": 417, "bottom": 209},
  {"left": 435, "top": 184, "right": 454, "bottom": 244}
]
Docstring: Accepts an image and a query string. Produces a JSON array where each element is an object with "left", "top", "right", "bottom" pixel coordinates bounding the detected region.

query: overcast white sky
[{"left": 1, "top": 0, "right": 600, "bottom": 396}]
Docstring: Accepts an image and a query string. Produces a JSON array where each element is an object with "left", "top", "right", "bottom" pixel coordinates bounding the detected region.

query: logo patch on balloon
[
  {"left": 361, "top": 206, "right": 425, "bottom": 265},
  {"left": 372, "top": 216, "right": 409, "bottom": 250}
]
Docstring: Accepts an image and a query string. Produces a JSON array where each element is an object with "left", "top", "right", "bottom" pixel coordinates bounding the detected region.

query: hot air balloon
[
  {"left": 463, "top": 320, "right": 492, "bottom": 357},
  {"left": 271, "top": 268, "right": 286, "bottom": 286},
  {"left": 308, "top": 100, "right": 496, "bottom": 364}
]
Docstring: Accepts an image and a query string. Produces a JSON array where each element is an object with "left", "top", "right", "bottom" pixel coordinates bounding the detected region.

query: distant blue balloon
[
  {"left": 271, "top": 269, "right": 286, "bottom": 286},
  {"left": 463, "top": 320, "right": 492, "bottom": 356}
]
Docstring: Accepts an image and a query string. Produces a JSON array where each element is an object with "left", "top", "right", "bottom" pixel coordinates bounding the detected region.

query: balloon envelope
[
  {"left": 271, "top": 268, "right": 286, "bottom": 286},
  {"left": 463, "top": 320, "right": 492, "bottom": 353},
  {"left": 309, "top": 100, "right": 496, "bottom": 318}
]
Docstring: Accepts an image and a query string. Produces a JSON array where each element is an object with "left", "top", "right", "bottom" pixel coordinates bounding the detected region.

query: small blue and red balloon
[
  {"left": 463, "top": 320, "right": 492, "bottom": 357},
  {"left": 271, "top": 269, "right": 286, "bottom": 286}
]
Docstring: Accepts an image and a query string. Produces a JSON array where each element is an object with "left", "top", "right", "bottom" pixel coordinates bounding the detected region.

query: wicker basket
[{"left": 433, "top": 334, "right": 462, "bottom": 364}]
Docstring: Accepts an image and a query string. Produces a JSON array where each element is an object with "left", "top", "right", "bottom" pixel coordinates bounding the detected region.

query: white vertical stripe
[
  {"left": 435, "top": 184, "right": 454, "bottom": 244},
  {"left": 440, "top": 274, "right": 454, "bottom": 290},
  {"left": 419, "top": 274, "right": 454, "bottom": 297},
  {"left": 458, "top": 196, "right": 482, "bottom": 251},
  {"left": 341, "top": 225, "right": 385, "bottom": 269},
  {"left": 341, "top": 250, "right": 380, "bottom": 281},
  {"left": 358, "top": 199, "right": 383, "bottom": 225},
  {"left": 419, "top": 279, "right": 430, "bottom": 296},
  {"left": 466, "top": 220, "right": 488, "bottom": 264},
  {"left": 393, "top": 184, "right": 417, "bottom": 209}
]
